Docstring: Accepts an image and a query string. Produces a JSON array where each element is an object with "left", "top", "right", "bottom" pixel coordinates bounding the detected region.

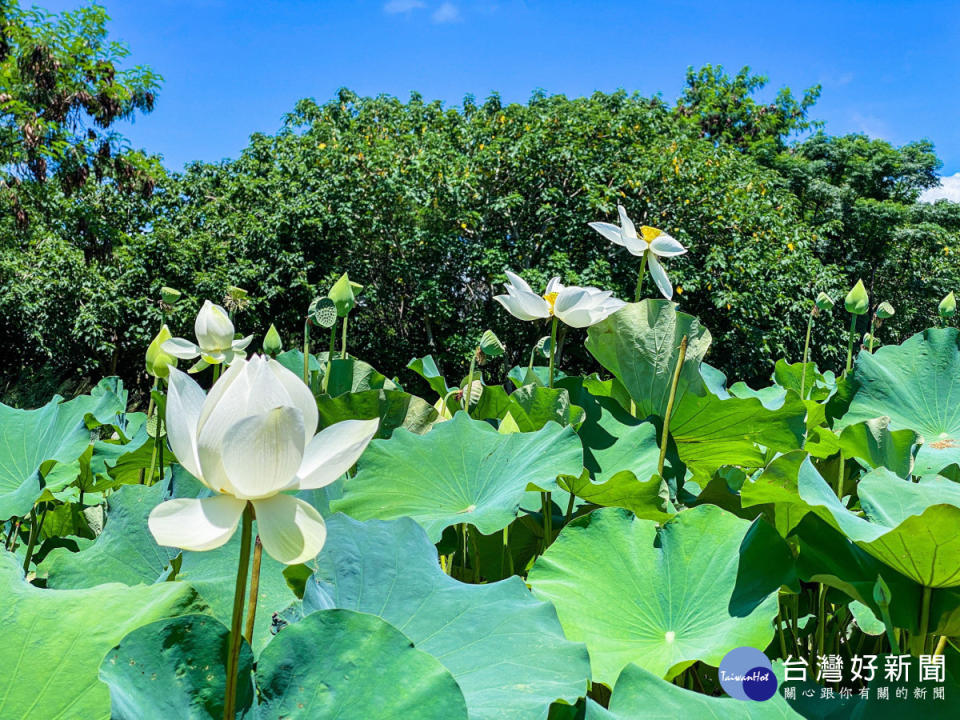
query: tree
[{"left": 0, "top": 0, "right": 161, "bottom": 249}]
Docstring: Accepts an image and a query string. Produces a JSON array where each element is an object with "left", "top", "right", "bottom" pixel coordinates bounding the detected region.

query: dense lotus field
[{"left": 2, "top": 217, "right": 960, "bottom": 718}]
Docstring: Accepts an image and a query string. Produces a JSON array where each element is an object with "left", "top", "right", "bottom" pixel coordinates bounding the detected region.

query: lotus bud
[
  {"left": 844, "top": 279, "right": 869, "bottom": 315},
  {"left": 160, "top": 286, "right": 181, "bottom": 305},
  {"left": 146, "top": 325, "right": 177, "bottom": 379},
  {"left": 939, "top": 291, "right": 956, "bottom": 319},
  {"left": 262, "top": 323, "right": 283, "bottom": 356},
  {"left": 328, "top": 273, "right": 363, "bottom": 317},
  {"left": 814, "top": 292, "right": 834, "bottom": 311},
  {"left": 479, "top": 329, "right": 505, "bottom": 358},
  {"left": 308, "top": 297, "right": 338, "bottom": 328},
  {"left": 873, "top": 575, "right": 892, "bottom": 609},
  {"left": 195, "top": 300, "right": 236, "bottom": 351},
  {"left": 875, "top": 302, "right": 894, "bottom": 319}
]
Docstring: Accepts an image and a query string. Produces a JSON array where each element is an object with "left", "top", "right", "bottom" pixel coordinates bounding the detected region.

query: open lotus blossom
[
  {"left": 148, "top": 355, "right": 379, "bottom": 564},
  {"left": 588, "top": 205, "right": 687, "bottom": 300},
  {"left": 162, "top": 299, "right": 254, "bottom": 367},
  {"left": 494, "top": 271, "right": 626, "bottom": 328}
]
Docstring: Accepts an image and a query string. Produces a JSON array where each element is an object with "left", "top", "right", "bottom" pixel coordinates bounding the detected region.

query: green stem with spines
[
  {"left": 303, "top": 318, "right": 311, "bottom": 385},
  {"left": 658, "top": 336, "right": 688, "bottom": 476},
  {"left": 464, "top": 348, "right": 477, "bottom": 412},
  {"left": 844, "top": 313, "right": 858, "bottom": 376},
  {"left": 547, "top": 316, "right": 559, "bottom": 388},
  {"left": 800, "top": 307, "right": 814, "bottom": 399},
  {"left": 223, "top": 504, "right": 253, "bottom": 720},
  {"left": 634, "top": 252, "right": 648, "bottom": 302},
  {"left": 341, "top": 314, "right": 349, "bottom": 361}
]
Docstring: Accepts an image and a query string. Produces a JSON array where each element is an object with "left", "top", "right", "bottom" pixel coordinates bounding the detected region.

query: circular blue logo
[{"left": 718, "top": 647, "right": 778, "bottom": 701}]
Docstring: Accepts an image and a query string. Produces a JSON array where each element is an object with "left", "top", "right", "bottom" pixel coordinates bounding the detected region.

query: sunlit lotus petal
[
  {"left": 589, "top": 204, "right": 688, "bottom": 300},
  {"left": 496, "top": 270, "right": 624, "bottom": 328},
  {"left": 149, "top": 354, "right": 379, "bottom": 564},
  {"left": 161, "top": 300, "right": 253, "bottom": 367}
]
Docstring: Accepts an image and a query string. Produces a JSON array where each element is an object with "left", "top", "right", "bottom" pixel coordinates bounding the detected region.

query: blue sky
[{"left": 41, "top": 0, "right": 960, "bottom": 189}]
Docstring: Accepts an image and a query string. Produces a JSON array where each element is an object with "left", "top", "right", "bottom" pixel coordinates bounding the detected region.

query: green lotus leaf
[
  {"left": 586, "top": 301, "right": 805, "bottom": 480},
  {"left": 584, "top": 663, "right": 800, "bottom": 719},
  {"left": 0, "top": 551, "right": 205, "bottom": 720},
  {"left": 496, "top": 384, "right": 583, "bottom": 431},
  {"left": 41, "top": 482, "right": 178, "bottom": 588},
  {"left": 0, "top": 381, "right": 126, "bottom": 520},
  {"left": 527, "top": 505, "right": 779, "bottom": 686},
  {"left": 316, "top": 388, "right": 438, "bottom": 438},
  {"left": 408, "top": 354, "right": 452, "bottom": 398},
  {"left": 256, "top": 609, "right": 468, "bottom": 720},
  {"left": 838, "top": 417, "right": 917, "bottom": 478},
  {"left": 332, "top": 413, "right": 583, "bottom": 541},
  {"left": 837, "top": 328, "right": 960, "bottom": 475},
  {"left": 801, "top": 464, "right": 960, "bottom": 587},
  {"left": 748, "top": 453, "right": 960, "bottom": 587},
  {"left": 303, "top": 515, "right": 590, "bottom": 719},
  {"left": 99, "top": 614, "right": 254, "bottom": 720}
]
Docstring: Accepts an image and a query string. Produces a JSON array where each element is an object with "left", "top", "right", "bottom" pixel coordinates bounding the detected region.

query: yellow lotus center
[
  {"left": 543, "top": 291, "right": 559, "bottom": 314},
  {"left": 640, "top": 226, "right": 662, "bottom": 242}
]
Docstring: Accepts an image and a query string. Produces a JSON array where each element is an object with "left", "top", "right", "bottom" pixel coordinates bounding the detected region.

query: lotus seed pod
[
  {"left": 479, "top": 329, "right": 505, "bottom": 358},
  {"left": 309, "top": 297, "right": 338, "bottom": 328},
  {"left": 536, "top": 335, "right": 553, "bottom": 358},
  {"left": 814, "top": 292, "right": 834, "bottom": 311},
  {"left": 844, "top": 279, "right": 869, "bottom": 315},
  {"left": 328, "top": 273, "right": 363, "bottom": 317},
  {"left": 145, "top": 324, "right": 177, "bottom": 379},
  {"left": 262, "top": 323, "right": 283, "bottom": 356},
  {"left": 939, "top": 291, "right": 956, "bottom": 318},
  {"left": 160, "top": 286, "right": 181, "bottom": 305},
  {"left": 873, "top": 575, "right": 892, "bottom": 609},
  {"left": 226, "top": 286, "right": 248, "bottom": 300},
  {"left": 875, "top": 302, "right": 894, "bottom": 319},
  {"left": 862, "top": 332, "right": 880, "bottom": 348}
]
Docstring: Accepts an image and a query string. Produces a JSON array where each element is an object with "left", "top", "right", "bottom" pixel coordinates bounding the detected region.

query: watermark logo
[{"left": 719, "top": 646, "right": 778, "bottom": 701}]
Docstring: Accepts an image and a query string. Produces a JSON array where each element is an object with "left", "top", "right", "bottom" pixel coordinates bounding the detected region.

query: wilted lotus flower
[
  {"left": 148, "top": 355, "right": 378, "bottom": 564},
  {"left": 494, "top": 271, "right": 626, "bottom": 328},
  {"left": 162, "top": 300, "right": 254, "bottom": 368},
  {"left": 589, "top": 205, "right": 687, "bottom": 300}
]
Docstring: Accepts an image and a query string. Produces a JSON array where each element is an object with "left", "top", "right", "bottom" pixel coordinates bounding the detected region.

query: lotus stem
[
  {"left": 776, "top": 597, "right": 788, "bottom": 659},
  {"left": 341, "top": 314, "right": 349, "bottom": 361},
  {"left": 541, "top": 491, "right": 553, "bottom": 550},
  {"left": 868, "top": 313, "right": 877, "bottom": 354},
  {"left": 139, "top": 379, "right": 160, "bottom": 485},
  {"left": 634, "top": 252, "right": 648, "bottom": 303},
  {"left": 324, "top": 323, "right": 337, "bottom": 393},
  {"left": 464, "top": 349, "right": 477, "bottom": 412},
  {"left": 835, "top": 456, "right": 845, "bottom": 499},
  {"left": 800, "top": 307, "right": 814, "bottom": 399},
  {"left": 658, "top": 336, "right": 688, "bottom": 476},
  {"left": 244, "top": 536, "right": 263, "bottom": 646},
  {"left": 212, "top": 363, "right": 222, "bottom": 383},
  {"left": 502, "top": 525, "right": 514, "bottom": 577},
  {"left": 911, "top": 585, "right": 932, "bottom": 657},
  {"left": 548, "top": 316, "right": 559, "bottom": 388},
  {"left": 934, "top": 634, "right": 948, "bottom": 656},
  {"left": 302, "top": 318, "right": 311, "bottom": 385},
  {"left": 223, "top": 504, "right": 253, "bottom": 720},
  {"left": 21, "top": 503, "right": 47, "bottom": 573},
  {"left": 816, "top": 583, "right": 826, "bottom": 662},
  {"left": 844, "top": 313, "right": 857, "bottom": 376},
  {"left": 5, "top": 517, "right": 20, "bottom": 551},
  {"left": 565, "top": 492, "right": 575, "bottom": 525}
]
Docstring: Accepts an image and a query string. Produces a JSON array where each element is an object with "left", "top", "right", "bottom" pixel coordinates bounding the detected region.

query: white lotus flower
[
  {"left": 494, "top": 271, "right": 626, "bottom": 328},
  {"left": 148, "top": 355, "right": 378, "bottom": 564},
  {"left": 589, "top": 205, "right": 687, "bottom": 299},
  {"left": 162, "top": 300, "right": 254, "bottom": 366}
]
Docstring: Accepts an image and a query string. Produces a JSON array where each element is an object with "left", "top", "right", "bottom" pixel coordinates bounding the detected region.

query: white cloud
[
  {"left": 432, "top": 2, "right": 461, "bottom": 22},
  {"left": 920, "top": 173, "right": 960, "bottom": 203},
  {"left": 383, "top": 0, "right": 426, "bottom": 14}
]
